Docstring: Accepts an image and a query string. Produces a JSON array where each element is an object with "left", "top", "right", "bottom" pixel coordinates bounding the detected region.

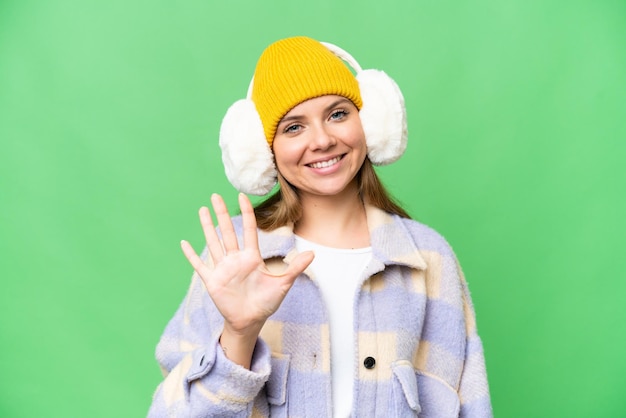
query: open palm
[{"left": 181, "top": 193, "right": 314, "bottom": 337}]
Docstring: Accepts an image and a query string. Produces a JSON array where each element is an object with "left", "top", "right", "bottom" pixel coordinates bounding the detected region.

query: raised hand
[{"left": 180, "top": 193, "right": 314, "bottom": 368}]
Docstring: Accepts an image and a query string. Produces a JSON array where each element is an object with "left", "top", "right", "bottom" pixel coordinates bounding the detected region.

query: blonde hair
[{"left": 254, "top": 158, "right": 410, "bottom": 231}]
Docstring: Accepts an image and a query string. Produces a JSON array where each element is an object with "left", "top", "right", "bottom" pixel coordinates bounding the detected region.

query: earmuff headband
[{"left": 219, "top": 37, "right": 408, "bottom": 195}]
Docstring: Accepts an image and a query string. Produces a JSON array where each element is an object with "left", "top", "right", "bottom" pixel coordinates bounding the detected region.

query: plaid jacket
[{"left": 148, "top": 205, "right": 492, "bottom": 417}]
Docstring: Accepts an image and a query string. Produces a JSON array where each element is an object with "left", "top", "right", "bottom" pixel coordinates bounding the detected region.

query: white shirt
[{"left": 295, "top": 236, "right": 372, "bottom": 418}]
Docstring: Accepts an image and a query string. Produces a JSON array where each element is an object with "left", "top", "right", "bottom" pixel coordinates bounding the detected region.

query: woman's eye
[
  {"left": 284, "top": 124, "right": 302, "bottom": 134},
  {"left": 329, "top": 110, "right": 348, "bottom": 121}
]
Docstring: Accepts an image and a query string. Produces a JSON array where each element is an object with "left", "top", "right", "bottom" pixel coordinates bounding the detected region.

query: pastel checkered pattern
[{"left": 148, "top": 206, "right": 492, "bottom": 417}]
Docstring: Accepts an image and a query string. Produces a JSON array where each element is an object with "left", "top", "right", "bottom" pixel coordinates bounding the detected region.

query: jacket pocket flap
[
  {"left": 391, "top": 361, "right": 420, "bottom": 412},
  {"left": 266, "top": 353, "right": 290, "bottom": 405}
]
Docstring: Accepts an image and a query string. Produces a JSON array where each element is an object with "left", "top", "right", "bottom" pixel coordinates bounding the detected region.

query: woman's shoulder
[{"left": 395, "top": 215, "right": 457, "bottom": 258}]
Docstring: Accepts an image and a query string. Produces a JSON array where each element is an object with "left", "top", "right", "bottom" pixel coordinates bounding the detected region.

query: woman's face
[{"left": 272, "top": 95, "right": 367, "bottom": 199}]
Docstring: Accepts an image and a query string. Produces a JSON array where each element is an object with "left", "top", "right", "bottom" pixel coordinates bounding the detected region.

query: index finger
[{"left": 239, "top": 193, "right": 260, "bottom": 253}]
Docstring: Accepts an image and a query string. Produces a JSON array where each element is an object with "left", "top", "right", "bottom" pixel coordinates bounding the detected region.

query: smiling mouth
[{"left": 307, "top": 155, "right": 344, "bottom": 169}]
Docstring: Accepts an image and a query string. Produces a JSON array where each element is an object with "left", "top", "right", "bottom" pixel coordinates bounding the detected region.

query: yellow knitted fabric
[{"left": 251, "top": 36, "right": 363, "bottom": 147}]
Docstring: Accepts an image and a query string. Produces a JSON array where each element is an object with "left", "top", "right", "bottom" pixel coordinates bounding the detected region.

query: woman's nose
[{"left": 309, "top": 124, "right": 336, "bottom": 150}]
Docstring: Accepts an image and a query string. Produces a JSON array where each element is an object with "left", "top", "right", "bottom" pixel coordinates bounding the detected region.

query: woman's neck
[{"left": 294, "top": 184, "right": 370, "bottom": 249}]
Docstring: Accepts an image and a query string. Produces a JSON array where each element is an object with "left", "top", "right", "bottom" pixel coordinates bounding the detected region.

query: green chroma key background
[{"left": 1, "top": 0, "right": 625, "bottom": 416}]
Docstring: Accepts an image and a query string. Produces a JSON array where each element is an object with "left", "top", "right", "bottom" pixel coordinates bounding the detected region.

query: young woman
[{"left": 148, "top": 36, "right": 492, "bottom": 417}]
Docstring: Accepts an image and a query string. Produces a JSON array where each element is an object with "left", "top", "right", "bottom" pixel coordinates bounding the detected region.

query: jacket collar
[{"left": 256, "top": 205, "right": 427, "bottom": 271}]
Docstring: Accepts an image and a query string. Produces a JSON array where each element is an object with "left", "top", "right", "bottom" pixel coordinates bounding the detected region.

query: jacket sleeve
[
  {"left": 147, "top": 270, "right": 272, "bottom": 417},
  {"left": 457, "top": 267, "right": 493, "bottom": 418}
]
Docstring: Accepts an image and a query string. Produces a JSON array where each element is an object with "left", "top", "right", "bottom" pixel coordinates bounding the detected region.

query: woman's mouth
[{"left": 307, "top": 155, "right": 343, "bottom": 169}]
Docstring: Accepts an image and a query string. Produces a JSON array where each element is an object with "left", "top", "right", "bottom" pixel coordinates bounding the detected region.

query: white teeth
[{"left": 309, "top": 156, "right": 341, "bottom": 169}]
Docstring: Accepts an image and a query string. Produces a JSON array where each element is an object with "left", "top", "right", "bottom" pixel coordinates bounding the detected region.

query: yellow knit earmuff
[{"left": 219, "top": 37, "right": 407, "bottom": 195}]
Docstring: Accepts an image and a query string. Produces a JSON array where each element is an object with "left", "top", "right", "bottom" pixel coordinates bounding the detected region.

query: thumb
[{"left": 283, "top": 250, "right": 315, "bottom": 280}]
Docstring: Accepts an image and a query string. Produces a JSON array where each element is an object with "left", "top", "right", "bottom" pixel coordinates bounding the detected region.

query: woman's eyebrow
[
  {"left": 324, "top": 98, "right": 352, "bottom": 112},
  {"left": 278, "top": 114, "right": 302, "bottom": 125}
]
